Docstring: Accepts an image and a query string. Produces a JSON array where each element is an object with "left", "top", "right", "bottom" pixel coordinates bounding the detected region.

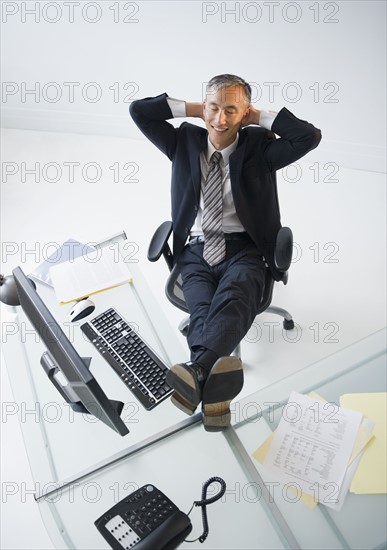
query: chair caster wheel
[
  {"left": 179, "top": 326, "right": 189, "bottom": 337},
  {"left": 283, "top": 319, "right": 294, "bottom": 330}
]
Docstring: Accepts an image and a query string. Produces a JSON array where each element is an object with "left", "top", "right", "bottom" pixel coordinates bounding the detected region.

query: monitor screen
[{"left": 12, "top": 266, "right": 129, "bottom": 436}]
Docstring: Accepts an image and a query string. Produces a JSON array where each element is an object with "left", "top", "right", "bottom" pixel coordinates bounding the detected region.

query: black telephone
[{"left": 95, "top": 478, "right": 226, "bottom": 550}]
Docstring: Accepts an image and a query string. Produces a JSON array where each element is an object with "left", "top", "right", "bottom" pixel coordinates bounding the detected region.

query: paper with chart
[
  {"left": 253, "top": 391, "right": 374, "bottom": 510},
  {"left": 262, "top": 391, "right": 363, "bottom": 508}
]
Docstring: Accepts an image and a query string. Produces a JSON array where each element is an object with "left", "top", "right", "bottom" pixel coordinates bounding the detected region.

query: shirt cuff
[
  {"left": 259, "top": 110, "right": 277, "bottom": 130},
  {"left": 166, "top": 97, "right": 186, "bottom": 118}
]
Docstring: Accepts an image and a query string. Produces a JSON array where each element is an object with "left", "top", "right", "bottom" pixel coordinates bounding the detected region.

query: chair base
[{"left": 265, "top": 306, "right": 294, "bottom": 330}]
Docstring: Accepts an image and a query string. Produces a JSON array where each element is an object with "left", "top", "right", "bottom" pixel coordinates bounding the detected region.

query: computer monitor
[{"left": 12, "top": 266, "right": 129, "bottom": 436}]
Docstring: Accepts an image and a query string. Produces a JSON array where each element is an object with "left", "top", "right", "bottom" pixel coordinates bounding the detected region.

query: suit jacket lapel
[
  {"left": 188, "top": 131, "right": 207, "bottom": 200},
  {"left": 229, "top": 136, "right": 246, "bottom": 204}
]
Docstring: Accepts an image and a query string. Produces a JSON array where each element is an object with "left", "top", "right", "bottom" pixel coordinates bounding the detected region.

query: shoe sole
[
  {"left": 202, "top": 356, "right": 243, "bottom": 431},
  {"left": 166, "top": 364, "right": 202, "bottom": 414},
  {"left": 170, "top": 393, "right": 196, "bottom": 415}
]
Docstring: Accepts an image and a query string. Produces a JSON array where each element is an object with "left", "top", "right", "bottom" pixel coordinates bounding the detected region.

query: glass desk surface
[
  {"left": 1, "top": 262, "right": 190, "bottom": 486},
  {"left": 2, "top": 258, "right": 386, "bottom": 549},
  {"left": 229, "top": 329, "right": 386, "bottom": 550},
  {"left": 33, "top": 330, "right": 386, "bottom": 550},
  {"left": 38, "top": 423, "right": 288, "bottom": 550}
]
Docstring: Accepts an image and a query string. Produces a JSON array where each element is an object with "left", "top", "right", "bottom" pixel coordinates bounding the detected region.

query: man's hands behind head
[
  {"left": 185, "top": 102, "right": 205, "bottom": 120},
  {"left": 241, "top": 105, "right": 261, "bottom": 127}
]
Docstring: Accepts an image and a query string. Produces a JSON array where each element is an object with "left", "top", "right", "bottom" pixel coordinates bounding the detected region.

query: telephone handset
[{"left": 94, "top": 478, "right": 226, "bottom": 550}]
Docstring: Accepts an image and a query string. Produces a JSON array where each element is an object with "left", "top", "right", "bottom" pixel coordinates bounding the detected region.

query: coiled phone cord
[{"left": 185, "top": 477, "right": 227, "bottom": 544}]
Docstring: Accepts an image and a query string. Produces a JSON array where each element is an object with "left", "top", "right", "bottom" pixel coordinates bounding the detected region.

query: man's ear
[
  {"left": 240, "top": 106, "right": 251, "bottom": 128},
  {"left": 241, "top": 107, "right": 251, "bottom": 123}
]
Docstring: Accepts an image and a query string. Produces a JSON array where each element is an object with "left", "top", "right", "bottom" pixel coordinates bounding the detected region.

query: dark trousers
[{"left": 177, "top": 238, "right": 266, "bottom": 361}]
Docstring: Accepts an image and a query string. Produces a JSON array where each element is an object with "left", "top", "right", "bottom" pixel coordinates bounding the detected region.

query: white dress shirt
[{"left": 167, "top": 97, "right": 277, "bottom": 236}]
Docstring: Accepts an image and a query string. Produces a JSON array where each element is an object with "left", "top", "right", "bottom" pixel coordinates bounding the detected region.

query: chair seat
[
  {"left": 165, "top": 259, "right": 277, "bottom": 316},
  {"left": 148, "top": 221, "right": 295, "bottom": 339}
]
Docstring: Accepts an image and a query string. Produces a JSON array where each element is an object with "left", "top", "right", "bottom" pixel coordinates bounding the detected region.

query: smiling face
[{"left": 203, "top": 84, "right": 250, "bottom": 150}]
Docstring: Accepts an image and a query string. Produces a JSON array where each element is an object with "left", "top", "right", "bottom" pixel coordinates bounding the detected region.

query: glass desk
[
  {"left": 227, "top": 329, "right": 386, "bottom": 550},
  {"left": 1, "top": 259, "right": 190, "bottom": 487},
  {"left": 2, "top": 260, "right": 386, "bottom": 549}
]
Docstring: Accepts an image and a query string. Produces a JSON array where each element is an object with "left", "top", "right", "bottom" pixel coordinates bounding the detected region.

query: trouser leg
[
  {"left": 177, "top": 244, "right": 217, "bottom": 361},
  {"left": 178, "top": 242, "right": 265, "bottom": 360}
]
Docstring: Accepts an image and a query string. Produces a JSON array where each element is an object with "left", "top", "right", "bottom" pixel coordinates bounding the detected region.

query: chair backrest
[{"left": 165, "top": 266, "right": 189, "bottom": 313}]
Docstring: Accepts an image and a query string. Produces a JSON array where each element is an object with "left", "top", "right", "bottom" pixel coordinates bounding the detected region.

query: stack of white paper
[
  {"left": 253, "top": 391, "right": 373, "bottom": 510},
  {"left": 50, "top": 246, "right": 132, "bottom": 304}
]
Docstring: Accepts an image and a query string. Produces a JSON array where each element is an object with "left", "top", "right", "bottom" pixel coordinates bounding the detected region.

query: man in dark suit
[{"left": 130, "top": 74, "right": 321, "bottom": 430}]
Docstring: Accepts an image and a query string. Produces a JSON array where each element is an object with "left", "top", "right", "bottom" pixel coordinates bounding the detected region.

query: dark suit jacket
[{"left": 130, "top": 93, "right": 321, "bottom": 279}]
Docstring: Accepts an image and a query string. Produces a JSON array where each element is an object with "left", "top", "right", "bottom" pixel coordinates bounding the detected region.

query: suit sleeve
[
  {"left": 263, "top": 107, "right": 322, "bottom": 171},
  {"left": 129, "top": 93, "right": 178, "bottom": 161}
]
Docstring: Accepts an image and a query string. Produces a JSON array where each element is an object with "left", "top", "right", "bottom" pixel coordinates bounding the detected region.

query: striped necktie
[{"left": 202, "top": 151, "right": 226, "bottom": 266}]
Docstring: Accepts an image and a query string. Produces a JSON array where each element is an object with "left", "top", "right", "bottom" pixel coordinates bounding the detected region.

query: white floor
[{"left": 1, "top": 127, "right": 386, "bottom": 549}]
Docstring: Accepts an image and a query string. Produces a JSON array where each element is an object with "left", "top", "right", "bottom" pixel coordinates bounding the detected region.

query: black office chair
[{"left": 148, "top": 222, "right": 294, "bottom": 356}]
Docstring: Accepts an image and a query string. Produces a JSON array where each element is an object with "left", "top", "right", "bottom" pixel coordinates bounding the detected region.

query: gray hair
[{"left": 206, "top": 74, "right": 252, "bottom": 104}]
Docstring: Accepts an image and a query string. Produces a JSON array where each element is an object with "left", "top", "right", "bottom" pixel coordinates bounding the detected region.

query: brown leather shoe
[
  {"left": 201, "top": 356, "right": 243, "bottom": 431},
  {"left": 166, "top": 362, "right": 208, "bottom": 415}
]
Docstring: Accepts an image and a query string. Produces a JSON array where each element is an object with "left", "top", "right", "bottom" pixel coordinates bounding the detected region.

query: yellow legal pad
[{"left": 340, "top": 392, "right": 387, "bottom": 494}]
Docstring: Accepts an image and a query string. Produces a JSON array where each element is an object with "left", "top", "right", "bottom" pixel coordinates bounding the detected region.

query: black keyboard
[
  {"left": 81, "top": 308, "right": 173, "bottom": 410},
  {"left": 95, "top": 484, "right": 192, "bottom": 550}
]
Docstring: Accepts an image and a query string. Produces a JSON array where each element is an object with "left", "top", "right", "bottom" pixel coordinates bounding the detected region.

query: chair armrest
[
  {"left": 147, "top": 221, "right": 173, "bottom": 270},
  {"left": 274, "top": 227, "right": 293, "bottom": 272}
]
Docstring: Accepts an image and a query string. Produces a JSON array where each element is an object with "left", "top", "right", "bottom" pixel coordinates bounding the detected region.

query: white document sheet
[
  {"left": 29, "top": 239, "right": 96, "bottom": 287},
  {"left": 262, "top": 391, "right": 363, "bottom": 508},
  {"left": 50, "top": 246, "right": 132, "bottom": 303}
]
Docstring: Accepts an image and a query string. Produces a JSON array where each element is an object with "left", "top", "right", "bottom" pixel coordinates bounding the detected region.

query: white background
[{"left": 1, "top": 1, "right": 386, "bottom": 549}]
